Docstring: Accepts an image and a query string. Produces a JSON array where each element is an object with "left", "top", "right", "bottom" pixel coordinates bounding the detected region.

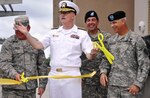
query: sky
[{"left": 0, "top": 0, "right": 53, "bottom": 57}]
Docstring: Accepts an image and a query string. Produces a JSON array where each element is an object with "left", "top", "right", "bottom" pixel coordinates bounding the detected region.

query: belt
[{"left": 51, "top": 67, "right": 79, "bottom": 72}]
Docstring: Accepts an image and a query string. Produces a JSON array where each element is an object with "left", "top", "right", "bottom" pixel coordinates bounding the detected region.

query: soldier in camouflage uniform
[
  {"left": 100, "top": 11, "right": 150, "bottom": 98},
  {"left": 141, "top": 35, "right": 150, "bottom": 98},
  {"left": 80, "top": 10, "right": 111, "bottom": 98},
  {"left": 0, "top": 16, "right": 48, "bottom": 98}
]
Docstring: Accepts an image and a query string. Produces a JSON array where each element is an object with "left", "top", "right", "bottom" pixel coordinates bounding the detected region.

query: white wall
[{"left": 134, "top": 0, "right": 149, "bottom": 36}]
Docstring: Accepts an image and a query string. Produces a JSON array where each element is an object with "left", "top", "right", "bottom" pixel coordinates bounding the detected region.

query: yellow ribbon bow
[
  {"left": 0, "top": 71, "right": 96, "bottom": 85},
  {"left": 94, "top": 33, "right": 114, "bottom": 64},
  {"left": 21, "top": 72, "right": 28, "bottom": 83}
]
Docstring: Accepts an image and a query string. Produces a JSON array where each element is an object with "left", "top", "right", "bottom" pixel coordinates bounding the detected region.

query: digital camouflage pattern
[
  {"left": 2, "top": 89, "right": 36, "bottom": 98},
  {"left": 82, "top": 84, "right": 107, "bottom": 98},
  {"left": 107, "top": 85, "right": 142, "bottom": 98},
  {"left": 100, "top": 30, "right": 150, "bottom": 97},
  {"left": 80, "top": 30, "right": 111, "bottom": 98},
  {"left": 0, "top": 35, "right": 49, "bottom": 97}
]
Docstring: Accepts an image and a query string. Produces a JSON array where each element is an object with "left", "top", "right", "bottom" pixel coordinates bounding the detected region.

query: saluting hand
[{"left": 14, "top": 22, "right": 29, "bottom": 35}]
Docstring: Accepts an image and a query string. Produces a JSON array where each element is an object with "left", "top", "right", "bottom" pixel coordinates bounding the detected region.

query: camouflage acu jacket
[
  {"left": 80, "top": 30, "right": 111, "bottom": 85},
  {"left": 0, "top": 35, "right": 48, "bottom": 90},
  {"left": 100, "top": 30, "right": 150, "bottom": 89}
]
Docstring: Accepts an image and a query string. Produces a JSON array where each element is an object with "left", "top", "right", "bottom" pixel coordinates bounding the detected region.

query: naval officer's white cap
[{"left": 59, "top": 0, "right": 80, "bottom": 15}]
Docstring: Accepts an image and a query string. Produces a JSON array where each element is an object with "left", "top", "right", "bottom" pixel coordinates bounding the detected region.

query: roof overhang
[{"left": 0, "top": 0, "right": 26, "bottom": 17}]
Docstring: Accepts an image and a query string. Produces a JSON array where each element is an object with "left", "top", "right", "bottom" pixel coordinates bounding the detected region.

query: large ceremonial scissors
[{"left": 94, "top": 33, "right": 114, "bottom": 64}]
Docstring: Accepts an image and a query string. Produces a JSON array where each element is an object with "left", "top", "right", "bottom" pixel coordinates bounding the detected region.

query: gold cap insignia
[{"left": 61, "top": 2, "right": 67, "bottom": 8}]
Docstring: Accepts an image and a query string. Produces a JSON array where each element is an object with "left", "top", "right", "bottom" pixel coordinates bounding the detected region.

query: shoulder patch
[{"left": 78, "top": 27, "right": 86, "bottom": 31}]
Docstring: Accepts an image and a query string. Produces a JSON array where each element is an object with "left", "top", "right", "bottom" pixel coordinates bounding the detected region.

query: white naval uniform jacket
[
  {"left": 40, "top": 25, "right": 93, "bottom": 98},
  {"left": 41, "top": 25, "right": 93, "bottom": 68}
]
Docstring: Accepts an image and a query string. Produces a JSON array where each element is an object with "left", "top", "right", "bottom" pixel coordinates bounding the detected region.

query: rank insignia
[{"left": 70, "top": 34, "right": 79, "bottom": 39}]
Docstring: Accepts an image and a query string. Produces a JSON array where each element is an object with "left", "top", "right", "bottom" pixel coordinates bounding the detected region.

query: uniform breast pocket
[
  {"left": 118, "top": 43, "right": 135, "bottom": 58},
  {"left": 109, "top": 44, "right": 117, "bottom": 53},
  {"left": 65, "top": 38, "right": 81, "bottom": 52},
  {"left": 29, "top": 49, "right": 38, "bottom": 55},
  {"left": 12, "top": 47, "right": 24, "bottom": 59},
  {"left": 120, "top": 44, "right": 130, "bottom": 54},
  {"left": 51, "top": 37, "right": 60, "bottom": 41},
  {"left": 124, "top": 44, "right": 135, "bottom": 56},
  {"left": 29, "top": 49, "right": 38, "bottom": 61},
  {"left": 66, "top": 38, "right": 80, "bottom": 46},
  {"left": 51, "top": 37, "right": 62, "bottom": 48},
  {"left": 52, "top": 37, "right": 61, "bottom": 43},
  {"left": 13, "top": 47, "right": 24, "bottom": 54}
]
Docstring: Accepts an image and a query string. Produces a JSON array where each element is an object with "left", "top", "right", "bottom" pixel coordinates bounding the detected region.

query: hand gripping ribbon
[{"left": 0, "top": 71, "right": 96, "bottom": 85}]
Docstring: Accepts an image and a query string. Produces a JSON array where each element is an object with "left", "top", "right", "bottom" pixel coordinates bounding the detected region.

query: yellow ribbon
[
  {"left": 21, "top": 72, "right": 28, "bottom": 83},
  {"left": 0, "top": 78, "right": 22, "bottom": 85},
  {"left": 94, "top": 33, "right": 114, "bottom": 64},
  {"left": 0, "top": 71, "right": 96, "bottom": 85}
]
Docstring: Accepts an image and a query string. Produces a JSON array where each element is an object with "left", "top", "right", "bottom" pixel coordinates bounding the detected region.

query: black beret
[
  {"left": 108, "top": 11, "right": 126, "bottom": 21},
  {"left": 84, "top": 10, "right": 99, "bottom": 22}
]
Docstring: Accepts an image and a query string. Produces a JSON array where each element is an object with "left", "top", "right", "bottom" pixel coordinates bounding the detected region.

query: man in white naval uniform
[{"left": 14, "top": 0, "right": 99, "bottom": 98}]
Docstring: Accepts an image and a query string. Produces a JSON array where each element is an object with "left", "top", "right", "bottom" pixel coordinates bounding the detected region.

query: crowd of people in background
[{"left": 0, "top": 0, "right": 150, "bottom": 98}]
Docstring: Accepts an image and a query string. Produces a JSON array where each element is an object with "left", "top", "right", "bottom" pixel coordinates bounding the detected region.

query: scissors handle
[
  {"left": 98, "top": 33, "right": 104, "bottom": 41},
  {"left": 94, "top": 33, "right": 115, "bottom": 64}
]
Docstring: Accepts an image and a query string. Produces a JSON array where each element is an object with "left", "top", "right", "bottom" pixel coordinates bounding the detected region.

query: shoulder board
[
  {"left": 78, "top": 27, "right": 86, "bottom": 31},
  {"left": 51, "top": 27, "right": 59, "bottom": 30}
]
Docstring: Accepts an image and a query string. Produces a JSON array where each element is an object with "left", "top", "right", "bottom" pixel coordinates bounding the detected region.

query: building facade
[
  {"left": 53, "top": 0, "right": 150, "bottom": 35},
  {"left": 0, "top": 0, "right": 26, "bottom": 17}
]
